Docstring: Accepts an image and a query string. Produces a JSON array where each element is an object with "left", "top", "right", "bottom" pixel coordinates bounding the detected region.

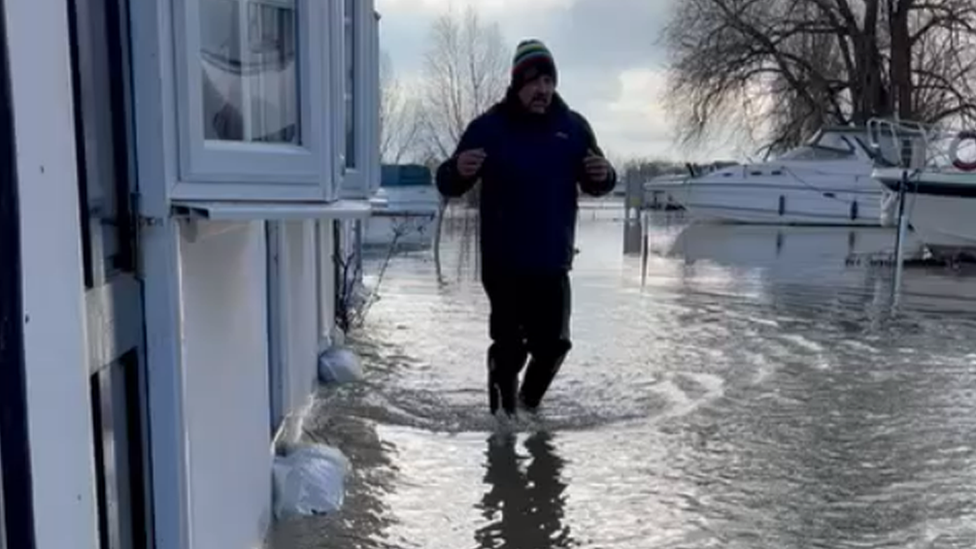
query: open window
[
  {"left": 132, "top": 0, "right": 385, "bottom": 209},
  {"left": 173, "top": 0, "right": 329, "bottom": 200}
]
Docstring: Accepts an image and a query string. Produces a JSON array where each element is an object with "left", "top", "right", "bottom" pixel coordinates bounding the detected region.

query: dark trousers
[{"left": 482, "top": 271, "right": 572, "bottom": 412}]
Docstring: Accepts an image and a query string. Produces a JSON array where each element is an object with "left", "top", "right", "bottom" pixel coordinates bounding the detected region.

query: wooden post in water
[
  {"left": 624, "top": 171, "right": 633, "bottom": 222},
  {"left": 641, "top": 209, "right": 649, "bottom": 287},
  {"left": 624, "top": 170, "right": 643, "bottom": 223}
]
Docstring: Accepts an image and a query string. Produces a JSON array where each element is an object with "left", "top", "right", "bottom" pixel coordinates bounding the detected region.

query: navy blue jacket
[{"left": 436, "top": 92, "right": 617, "bottom": 276}]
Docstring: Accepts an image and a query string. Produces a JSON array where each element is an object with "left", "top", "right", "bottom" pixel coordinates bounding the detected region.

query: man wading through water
[{"left": 436, "top": 39, "right": 617, "bottom": 417}]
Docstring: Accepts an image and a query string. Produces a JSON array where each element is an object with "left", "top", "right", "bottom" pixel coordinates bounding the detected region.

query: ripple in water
[{"left": 268, "top": 212, "right": 976, "bottom": 549}]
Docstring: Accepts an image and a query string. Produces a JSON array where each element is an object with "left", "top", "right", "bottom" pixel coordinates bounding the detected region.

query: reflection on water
[
  {"left": 476, "top": 432, "right": 571, "bottom": 549},
  {"left": 269, "top": 209, "right": 976, "bottom": 549}
]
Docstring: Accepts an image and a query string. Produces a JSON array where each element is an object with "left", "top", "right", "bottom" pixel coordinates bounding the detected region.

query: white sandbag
[
  {"left": 318, "top": 347, "right": 363, "bottom": 384},
  {"left": 272, "top": 444, "right": 351, "bottom": 520}
]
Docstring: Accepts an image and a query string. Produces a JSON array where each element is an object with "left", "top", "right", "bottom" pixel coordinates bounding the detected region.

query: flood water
[{"left": 269, "top": 206, "right": 976, "bottom": 549}]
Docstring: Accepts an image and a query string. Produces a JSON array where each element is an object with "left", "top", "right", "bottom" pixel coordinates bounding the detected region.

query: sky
[{"left": 375, "top": 0, "right": 744, "bottom": 163}]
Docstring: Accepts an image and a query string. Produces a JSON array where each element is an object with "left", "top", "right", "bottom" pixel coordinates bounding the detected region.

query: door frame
[
  {"left": 68, "top": 0, "right": 154, "bottom": 544},
  {"left": 0, "top": 0, "right": 36, "bottom": 545}
]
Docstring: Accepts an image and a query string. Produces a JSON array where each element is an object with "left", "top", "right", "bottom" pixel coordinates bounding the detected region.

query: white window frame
[
  {"left": 173, "top": 0, "right": 331, "bottom": 200},
  {"left": 366, "top": 10, "right": 381, "bottom": 195},
  {"left": 338, "top": 0, "right": 379, "bottom": 199},
  {"left": 131, "top": 0, "right": 359, "bottom": 208}
]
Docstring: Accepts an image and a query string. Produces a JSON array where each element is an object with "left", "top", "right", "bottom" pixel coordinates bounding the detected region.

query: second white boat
[{"left": 873, "top": 168, "right": 976, "bottom": 255}]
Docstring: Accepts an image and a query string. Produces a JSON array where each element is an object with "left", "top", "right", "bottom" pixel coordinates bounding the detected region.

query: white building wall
[
  {"left": 278, "top": 221, "right": 320, "bottom": 422},
  {"left": 179, "top": 222, "right": 273, "bottom": 549},
  {"left": 5, "top": 0, "right": 99, "bottom": 548},
  {"left": 175, "top": 218, "right": 341, "bottom": 549},
  {"left": 4, "top": 0, "right": 374, "bottom": 547}
]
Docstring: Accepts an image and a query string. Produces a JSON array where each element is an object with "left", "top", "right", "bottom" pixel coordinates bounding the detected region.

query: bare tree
[
  {"left": 663, "top": 0, "right": 976, "bottom": 154},
  {"left": 416, "top": 5, "right": 508, "bottom": 277},
  {"left": 621, "top": 157, "right": 687, "bottom": 182},
  {"left": 417, "top": 5, "right": 508, "bottom": 163},
  {"left": 379, "top": 51, "right": 422, "bottom": 164}
]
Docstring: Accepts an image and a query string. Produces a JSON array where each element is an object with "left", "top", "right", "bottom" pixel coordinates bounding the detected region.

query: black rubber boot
[
  {"left": 518, "top": 342, "right": 570, "bottom": 410},
  {"left": 488, "top": 344, "right": 527, "bottom": 416}
]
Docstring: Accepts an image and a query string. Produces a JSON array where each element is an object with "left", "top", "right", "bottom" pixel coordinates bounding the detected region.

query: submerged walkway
[{"left": 269, "top": 212, "right": 976, "bottom": 549}]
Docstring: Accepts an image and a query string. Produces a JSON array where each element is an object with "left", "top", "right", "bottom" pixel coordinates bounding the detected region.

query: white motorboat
[
  {"left": 869, "top": 120, "right": 976, "bottom": 257},
  {"left": 670, "top": 127, "right": 884, "bottom": 226}
]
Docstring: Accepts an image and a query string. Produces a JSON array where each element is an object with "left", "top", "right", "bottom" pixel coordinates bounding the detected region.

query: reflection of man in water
[{"left": 475, "top": 431, "right": 573, "bottom": 549}]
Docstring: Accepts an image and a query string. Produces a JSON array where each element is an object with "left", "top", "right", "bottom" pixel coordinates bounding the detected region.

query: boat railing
[
  {"left": 867, "top": 117, "right": 964, "bottom": 171},
  {"left": 867, "top": 118, "right": 929, "bottom": 169}
]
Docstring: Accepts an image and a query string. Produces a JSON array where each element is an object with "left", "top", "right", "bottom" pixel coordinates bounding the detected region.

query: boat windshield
[
  {"left": 778, "top": 133, "right": 857, "bottom": 161},
  {"left": 778, "top": 145, "right": 855, "bottom": 160}
]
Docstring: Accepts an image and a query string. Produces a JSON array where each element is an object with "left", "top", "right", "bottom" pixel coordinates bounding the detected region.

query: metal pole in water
[
  {"left": 892, "top": 168, "right": 909, "bottom": 305},
  {"left": 641, "top": 208, "right": 649, "bottom": 287}
]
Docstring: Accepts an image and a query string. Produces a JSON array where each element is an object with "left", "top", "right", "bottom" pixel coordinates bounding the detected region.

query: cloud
[
  {"left": 587, "top": 69, "right": 674, "bottom": 158},
  {"left": 378, "top": 0, "right": 574, "bottom": 16},
  {"left": 544, "top": 0, "right": 674, "bottom": 70},
  {"left": 562, "top": 68, "right": 735, "bottom": 162}
]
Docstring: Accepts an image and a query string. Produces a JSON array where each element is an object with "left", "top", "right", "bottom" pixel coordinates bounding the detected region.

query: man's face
[{"left": 518, "top": 74, "right": 555, "bottom": 114}]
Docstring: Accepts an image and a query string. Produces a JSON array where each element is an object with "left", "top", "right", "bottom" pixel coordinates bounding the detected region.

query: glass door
[{"left": 68, "top": 0, "right": 152, "bottom": 546}]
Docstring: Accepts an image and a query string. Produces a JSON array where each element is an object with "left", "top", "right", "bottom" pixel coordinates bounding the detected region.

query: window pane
[
  {"left": 200, "top": 0, "right": 300, "bottom": 144},
  {"left": 90, "top": 354, "right": 150, "bottom": 549},
  {"left": 344, "top": 0, "right": 356, "bottom": 168}
]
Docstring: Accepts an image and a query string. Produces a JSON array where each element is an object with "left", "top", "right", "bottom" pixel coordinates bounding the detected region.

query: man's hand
[
  {"left": 457, "top": 148, "right": 487, "bottom": 179},
  {"left": 584, "top": 149, "right": 610, "bottom": 183}
]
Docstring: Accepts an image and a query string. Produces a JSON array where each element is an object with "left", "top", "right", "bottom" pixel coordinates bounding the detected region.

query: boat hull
[
  {"left": 876, "top": 169, "right": 976, "bottom": 251},
  {"left": 671, "top": 177, "right": 882, "bottom": 226}
]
